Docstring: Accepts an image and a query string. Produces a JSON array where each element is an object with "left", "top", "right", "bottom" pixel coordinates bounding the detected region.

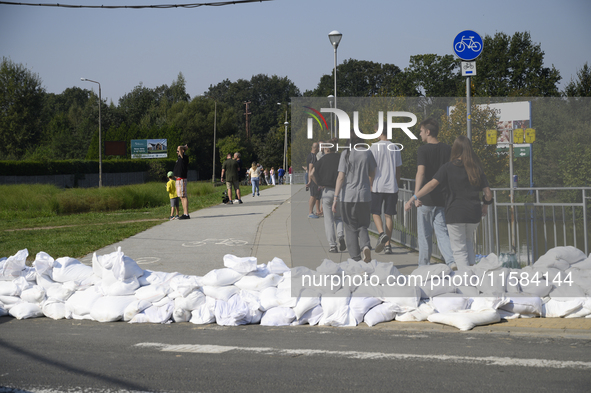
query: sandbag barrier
[{"left": 1, "top": 246, "right": 590, "bottom": 331}]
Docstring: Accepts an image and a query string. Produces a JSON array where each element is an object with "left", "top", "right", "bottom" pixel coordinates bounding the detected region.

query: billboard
[{"left": 131, "top": 139, "right": 168, "bottom": 159}]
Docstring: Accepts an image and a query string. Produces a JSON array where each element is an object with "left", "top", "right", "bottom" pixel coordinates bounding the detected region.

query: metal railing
[{"left": 370, "top": 179, "right": 590, "bottom": 266}]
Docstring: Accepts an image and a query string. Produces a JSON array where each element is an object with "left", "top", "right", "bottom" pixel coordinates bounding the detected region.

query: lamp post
[
  {"left": 278, "top": 103, "right": 289, "bottom": 173},
  {"left": 81, "top": 78, "right": 102, "bottom": 187},
  {"left": 327, "top": 95, "right": 334, "bottom": 139},
  {"left": 328, "top": 30, "right": 342, "bottom": 113}
]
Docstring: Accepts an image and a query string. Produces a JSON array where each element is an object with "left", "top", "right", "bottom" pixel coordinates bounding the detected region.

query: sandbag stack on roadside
[{"left": 1, "top": 246, "right": 590, "bottom": 331}]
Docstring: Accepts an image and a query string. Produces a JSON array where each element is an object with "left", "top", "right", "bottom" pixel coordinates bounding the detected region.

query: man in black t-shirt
[
  {"left": 408, "top": 118, "right": 455, "bottom": 269},
  {"left": 306, "top": 142, "right": 322, "bottom": 218}
]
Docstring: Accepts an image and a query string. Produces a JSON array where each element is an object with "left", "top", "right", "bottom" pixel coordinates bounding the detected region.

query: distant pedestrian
[
  {"left": 166, "top": 171, "right": 179, "bottom": 220},
  {"left": 270, "top": 167, "right": 276, "bottom": 185},
  {"left": 307, "top": 142, "right": 322, "bottom": 218},
  {"left": 173, "top": 144, "right": 190, "bottom": 220},
  {"left": 264, "top": 168, "right": 270, "bottom": 186},
  {"left": 288, "top": 166, "right": 292, "bottom": 185},
  {"left": 221, "top": 153, "right": 242, "bottom": 204},
  {"left": 278, "top": 167, "right": 285, "bottom": 184},
  {"left": 248, "top": 161, "right": 261, "bottom": 197}
]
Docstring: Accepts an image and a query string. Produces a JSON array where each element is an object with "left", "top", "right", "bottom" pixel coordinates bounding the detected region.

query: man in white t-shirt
[{"left": 370, "top": 125, "right": 402, "bottom": 254}]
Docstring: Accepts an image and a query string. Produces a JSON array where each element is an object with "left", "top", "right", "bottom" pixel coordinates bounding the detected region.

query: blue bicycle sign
[{"left": 453, "top": 30, "right": 483, "bottom": 61}]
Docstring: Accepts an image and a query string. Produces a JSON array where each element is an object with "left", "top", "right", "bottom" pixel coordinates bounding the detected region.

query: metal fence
[{"left": 370, "top": 179, "right": 590, "bottom": 266}]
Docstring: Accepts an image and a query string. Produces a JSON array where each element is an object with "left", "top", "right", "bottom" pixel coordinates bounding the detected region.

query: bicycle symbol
[
  {"left": 463, "top": 62, "right": 475, "bottom": 70},
  {"left": 455, "top": 36, "right": 481, "bottom": 53}
]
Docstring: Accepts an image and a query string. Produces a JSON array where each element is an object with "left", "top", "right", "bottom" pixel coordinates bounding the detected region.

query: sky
[{"left": 1, "top": 0, "right": 589, "bottom": 104}]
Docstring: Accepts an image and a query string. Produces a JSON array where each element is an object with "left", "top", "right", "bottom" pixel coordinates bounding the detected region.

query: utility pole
[{"left": 244, "top": 101, "right": 251, "bottom": 139}]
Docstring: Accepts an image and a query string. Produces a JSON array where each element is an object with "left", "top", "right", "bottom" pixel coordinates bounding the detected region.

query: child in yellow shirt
[{"left": 166, "top": 171, "right": 180, "bottom": 220}]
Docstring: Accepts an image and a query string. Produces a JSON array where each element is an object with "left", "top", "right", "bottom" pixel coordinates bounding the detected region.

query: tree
[
  {"left": 564, "top": 63, "right": 591, "bottom": 97},
  {"left": 472, "top": 32, "right": 561, "bottom": 97},
  {"left": 0, "top": 57, "right": 45, "bottom": 158},
  {"left": 405, "top": 54, "right": 463, "bottom": 97}
]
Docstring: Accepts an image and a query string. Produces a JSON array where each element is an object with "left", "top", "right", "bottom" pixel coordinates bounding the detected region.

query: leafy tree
[
  {"left": 0, "top": 57, "right": 45, "bottom": 158},
  {"left": 405, "top": 54, "right": 463, "bottom": 97},
  {"left": 564, "top": 63, "right": 591, "bottom": 97},
  {"left": 472, "top": 32, "right": 561, "bottom": 97}
]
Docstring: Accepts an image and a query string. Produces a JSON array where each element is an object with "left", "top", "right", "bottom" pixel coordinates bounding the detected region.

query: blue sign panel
[{"left": 453, "top": 30, "right": 483, "bottom": 61}]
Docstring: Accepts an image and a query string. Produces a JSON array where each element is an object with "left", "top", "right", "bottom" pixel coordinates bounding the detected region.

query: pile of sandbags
[{"left": 1, "top": 246, "right": 590, "bottom": 331}]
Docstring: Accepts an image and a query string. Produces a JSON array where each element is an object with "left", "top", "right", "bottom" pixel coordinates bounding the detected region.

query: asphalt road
[{"left": 1, "top": 317, "right": 590, "bottom": 393}]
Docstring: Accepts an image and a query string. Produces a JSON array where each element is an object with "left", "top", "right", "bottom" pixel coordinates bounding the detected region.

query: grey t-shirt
[{"left": 337, "top": 149, "right": 377, "bottom": 203}]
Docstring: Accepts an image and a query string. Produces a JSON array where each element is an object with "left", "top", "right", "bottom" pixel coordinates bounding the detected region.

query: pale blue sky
[{"left": 1, "top": 0, "right": 589, "bottom": 103}]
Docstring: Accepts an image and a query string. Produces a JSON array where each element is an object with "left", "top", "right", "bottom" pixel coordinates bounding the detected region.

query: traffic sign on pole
[{"left": 453, "top": 30, "right": 483, "bottom": 61}]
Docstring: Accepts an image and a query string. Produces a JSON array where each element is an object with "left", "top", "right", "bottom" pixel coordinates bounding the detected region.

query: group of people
[
  {"left": 307, "top": 117, "right": 492, "bottom": 269},
  {"left": 166, "top": 145, "right": 191, "bottom": 220}
]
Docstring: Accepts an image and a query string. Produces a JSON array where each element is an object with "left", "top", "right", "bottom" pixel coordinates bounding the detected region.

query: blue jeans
[
  {"left": 251, "top": 177, "right": 259, "bottom": 195},
  {"left": 417, "top": 205, "right": 455, "bottom": 266}
]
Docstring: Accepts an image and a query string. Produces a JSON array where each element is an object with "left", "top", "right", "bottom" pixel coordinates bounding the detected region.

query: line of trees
[{"left": 1, "top": 31, "right": 589, "bottom": 186}]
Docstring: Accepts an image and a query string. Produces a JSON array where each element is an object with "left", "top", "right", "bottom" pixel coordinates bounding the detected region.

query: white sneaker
[
  {"left": 362, "top": 246, "right": 372, "bottom": 263},
  {"left": 450, "top": 262, "right": 458, "bottom": 271}
]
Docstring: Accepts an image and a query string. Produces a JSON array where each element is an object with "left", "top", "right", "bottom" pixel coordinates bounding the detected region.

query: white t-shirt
[
  {"left": 370, "top": 140, "right": 402, "bottom": 194},
  {"left": 248, "top": 167, "right": 261, "bottom": 179}
]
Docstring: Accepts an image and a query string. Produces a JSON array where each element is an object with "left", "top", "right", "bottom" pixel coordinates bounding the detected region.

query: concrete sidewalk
[{"left": 85, "top": 183, "right": 591, "bottom": 335}]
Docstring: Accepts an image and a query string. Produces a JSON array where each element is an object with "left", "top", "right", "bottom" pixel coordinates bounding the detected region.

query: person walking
[
  {"left": 270, "top": 167, "right": 276, "bottom": 186},
  {"left": 310, "top": 139, "right": 345, "bottom": 253},
  {"left": 370, "top": 124, "right": 402, "bottom": 255},
  {"left": 264, "top": 168, "right": 270, "bottom": 186},
  {"left": 408, "top": 118, "right": 456, "bottom": 268},
  {"left": 173, "top": 144, "right": 190, "bottom": 220},
  {"left": 306, "top": 142, "right": 322, "bottom": 218},
  {"left": 405, "top": 135, "right": 493, "bottom": 269},
  {"left": 248, "top": 161, "right": 261, "bottom": 197},
  {"left": 332, "top": 135, "right": 377, "bottom": 263},
  {"left": 221, "top": 153, "right": 242, "bottom": 204}
]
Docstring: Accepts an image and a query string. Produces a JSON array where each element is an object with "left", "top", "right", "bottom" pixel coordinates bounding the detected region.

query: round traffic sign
[{"left": 453, "top": 30, "right": 483, "bottom": 61}]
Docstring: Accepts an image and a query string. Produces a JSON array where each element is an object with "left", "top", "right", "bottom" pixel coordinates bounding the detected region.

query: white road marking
[{"left": 135, "top": 342, "right": 591, "bottom": 369}]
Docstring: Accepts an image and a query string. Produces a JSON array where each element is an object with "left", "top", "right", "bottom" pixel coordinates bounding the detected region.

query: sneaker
[
  {"left": 169, "top": 216, "right": 175, "bottom": 220},
  {"left": 384, "top": 244, "right": 393, "bottom": 254},
  {"left": 257, "top": 193, "right": 260, "bottom": 196},
  {"left": 178, "top": 214, "right": 190, "bottom": 220},
  {"left": 362, "top": 246, "right": 372, "bottom": 263},
  {"left": 174, "top": 215, "right": 179, "bottom": 220},
  {"left": 449, "top": 262, "right": 458, "bottom": 271},
  {"left": 308, "top": 214, "right": 319, "bottom": 219},
  {"left": 374, "top": 232, "right": 389, "bottom": 253},
  {"left": 329, "top": 245, "right": 338, "bottom": 253},
  {"left": 238, "top": 199, "right": 243, "bottom": 204},
  {"left": 338, "top": 236, "right": 346, "bottom": 252},
  {"left": 253, "top": 194, "right": 255, "bottom": 197}
]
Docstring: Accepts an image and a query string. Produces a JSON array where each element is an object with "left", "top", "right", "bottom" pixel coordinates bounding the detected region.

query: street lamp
[
  {"left": 81, "top": 78, "right": 102, "bottom": 187},
  {"left": 277, "top": 103, "right": 289, "bottom": 173},
  {"left": 328, "top": 30, "right": 342, "bottom": 112}
]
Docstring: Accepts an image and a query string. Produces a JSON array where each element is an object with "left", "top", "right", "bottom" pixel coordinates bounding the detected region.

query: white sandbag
[
  {"left": 129, "top": 302, "right": 173, "bottom": 324},
  {"left": 542, "top": 298, "right": 583, "bottom": 318},
  {"left": 369, "top": 261, "right": 401, "bottom": 284},
  {"left": 90, "top": 295, "right": 136, "bottom": 322},
  {"left": 0, "top": 304, "right": 6, "bottom": 317},
  {"left": 214, "top": 294, "right": 250, "bottom": 326},
  {"left": 432, "top": 294, "right": 470, "bottom": 313},
  {"left": 381, "top": 285, "right": 421, "bottom": 309},
  {"left": 319, "top": 288, "right": 350, "bottom": 325},
  {"left": 292, "top": 305, "right": 323, "bottom": 326},
  {"left": 565, "top": 299, "right": 591, "bottom": 318},
  {"left": 190, "top": 296, "right": 216, "bottom": 324},
  {"left": 41, "top": 299, "right": 66, "bottom": 320},
  {"left": 261, "top": 306, "right": 296, "bottom": 326},
  {"left": 549, "top": 283, "right": 586, "bottom": 299},
  {"left": 134, "top": 284, "right": 170, "bottom": 303},
  {"left": 173, "top": 308, "right": 192, "bottom": 323},
  {"left": 499, "top": 296, "right": 542, "bottom": 316},
  {"left": 152, "top": 294, "right": 175, "bottom": 307},
  {"left": 349, "top": 294, "right": 382, "bottom": 324},
  {"left": 123, "top": 299, "right": 152, "bottom": 322},
  {"left": 316, "top": 259, "right": 343, "bottom": 275},
  {"left": 428, "top": 309, "right": 501, "bottom": 331},
  {"left": 470, "top": 295, "right": 509, "bottom": 311},
  {"left": 1, "top": 249, "right": 28, "bottom": 281},
  {"left": 169, "top": 275, "right": 203, "bottom": 298},
  {"left": 223, "top": 254, "right": 257, "bottom": 274},
  {"left": 292, "top": 288, "right": 321, "bottom": 319},
  {"left": 410, "top": 263, "right": 451, "bottom": 281},
  {"left": 520, "top": 278, "right": 553, "bottom": 297},
  {"left": 46, "top": 282, "right": 75, "bottom": 302},
  {"left": 0, "top": 295, "right": 22, "bottom": 311},
  {"left": 0, "top": 281, "right": 19, "bottom": 297},
  {"left": 455, "top": 286, "right": 480, "bottom": 297},
  {"left": 33, "top": 251, "right": 54, "bottom": 277},
  {"left": 175, "top": 289, "right": 206, "bottom": 311},
  {"left": 396, "top": 301, "right": 436, "bottom": 322},
  {"left": 238, "top": 290, "right": 263, "bottom": 324},
  {"left": 103, "top": 276, "right": 140, "bottom": 296},
  {"left": 202, "top": 285, "right": 240, "bottom": 302},
  {"left": 65, "top": 287, "right": 103, "bottom": 318},
  {"left": 339, "top": 259, "right": 374, "bottom": 276},
  {"left": 137, "top": 270, "right": 180, "bottom": 287},
  {"left": 52, "top": 257, "right": 94, "bottom": 283},
  {"left": 572, "top": 255, "right": 591, "bottom": 270},
  {"left": 543, "top": 246, "right": 586, "bottom": 265},
  {"left": 419, "top": 277, "right": 456, "bottom": 298},
  {"left": 326, "top": 306, "right": 357, "bottom": 327},
  {"left": 476, "top": 268, "right": 508, "bottom": 295},
  {"left": 113, "top": 253, "right": 144, "bottom": 281},
  {"left": 201, "top": 268, "right": 244, "bottom": 287},
  {"left": 20, "top": 285, "right": 46, "bottom": 304},
  {"left": 474, "top": 253, "right": 502, "bottom": 271},
  {"left": 363, "top": 303, "right": 399, "bottom": 327},
  {"left": 234, "top": 273, "right": 281, "bottom": 292},
  {"left": 497, "top": 309, "right": 520, "bottom": 320},
  {"left": 267, "top": 257, "right": 290, "bottom": 275},
  {"left": 259, "top": 287, "right": 280, "bottom": 311},
  {"left": 9, "top": 302, "right": 43, "bottom": 319}
]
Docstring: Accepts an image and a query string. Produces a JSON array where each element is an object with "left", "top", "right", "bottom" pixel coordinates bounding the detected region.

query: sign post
[{"left": 453, "top": 30, "right": 483, "bottom": 141}]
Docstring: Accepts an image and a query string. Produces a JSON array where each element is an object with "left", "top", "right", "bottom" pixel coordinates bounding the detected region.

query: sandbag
[
  {"left": 432, "top": 294, "right": 470, "bottom": 313},
  {"left": 316, "top": 259, "right": 343, "bottom": 275},
  {"left": 123, "top": 299, "right": 152, "bottom": 322},
  {"left": 410, "top": 263, "right": 451, "bottom": 281},
  {"left": 234, "top": 273, "right": 281, "bottom": 292},
  {"left": 52, "top": 257, "right": 94, "bottom": 283},
  {"left": 381, "top": 285, "right": 421, "bottom": 309},
  {"left": 90, "top": 295, "right": 136, "bottom": 322},
  {"left": 190, "top": 296, "right": 216, "bottom": 324},
  {"left": 396, "top": 301, "right": 435, "bottom": 322},
  {"left": 9, "top": 302, "right": 43, "bottom": 320},
  {"left": 42, "top": 299, "right": 66, "bottom": 320},
  {"left": 292, "top": 305, "right": 323, "bottom": 326},
  {"left": 129, "top": 302, "right": 173, "bottom": 324},
  {"left": 223, "top": 254, "right": 257, "bottom": 274},
  {"left": 363, "top": 302, "right": 399, "bottom": 327},
  {"left": 260, "top": 306, "right": 296, "bottom": 326},
  {"left": 428, "top": 309, "right": 501, "bottom": 331},
  {"left": 169, "top": 275, "right": 202, "bottom": 298},
  {"left": 1, "top": 249, "right": 28, "bottom": 281},
  {"left": 349, "top": 293, "right": 382, "bottom": 324},
  {"left": 65, "top": 287, "right": 103, "bottom": 318},
  {"left": 20, "top": 285, "right": 46, "bottom": 304},
  {"left": 135, "top": 284, "right": 170, "bottom": 303},
  {"left": 499, "top": 296, "right": 542, "bottom": 316},
  {"left": 0, "top": 281, "right": 19, "bottom": 297},
  {"left": 175, "top": 289, "right": 206, "bottom": 311},
  {"left": 202, "top": 285, "right": 240, "bottom": 302},
  {"left": 33, "top": 252, "right": 54, "bottom": 278},
  {"left": 214, "top": 294, "right": 251, "bottom": 326},
  {"left": 542, "top": 298, "right": 583, "bottom": 318},
  {"left": 267, "top": 257, "right": 290, "bottom": 275},
  {"left": 103, "top": 276, "right": 140, "bottom": 296},
  {"left": 292, "top": 289, "right": 321, "bottom": 319},
  {"left": 201, "top": 268, "right": 244, "bottom": 287},
  {"left": 470, "top": 295, "right": 509, "bottom": 311},
  {"left": 369, "top": 261, "right": 401, "bottom": 284},
  {"left": 319, "top": 288, "right": 350, "bottom": 325}
]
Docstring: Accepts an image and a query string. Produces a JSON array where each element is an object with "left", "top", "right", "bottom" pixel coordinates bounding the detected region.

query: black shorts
[
  {"left": 309, "top": 181, "right": 322, "bottom": 199},
  {"left": 371, "top": 192, "right": 398, "bottom": 216}
]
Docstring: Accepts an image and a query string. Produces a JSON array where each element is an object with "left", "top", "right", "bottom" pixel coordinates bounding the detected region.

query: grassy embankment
[{"left": 0, "top": 182, "right": 258, "bottom": 261}]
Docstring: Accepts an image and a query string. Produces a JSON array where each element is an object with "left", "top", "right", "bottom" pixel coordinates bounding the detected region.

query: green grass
[{"left": 0, "top": 182, "right": 262, "bottom": 261}]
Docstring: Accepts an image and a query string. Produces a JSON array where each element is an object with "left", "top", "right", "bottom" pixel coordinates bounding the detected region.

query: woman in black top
[{"left": 405, "top": 136, "right": 493, "bottom": 268}]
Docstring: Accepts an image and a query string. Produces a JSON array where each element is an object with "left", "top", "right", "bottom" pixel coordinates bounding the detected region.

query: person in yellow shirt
[{"left": 166, "top": 171, "right": 180, "bottom": 220}]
